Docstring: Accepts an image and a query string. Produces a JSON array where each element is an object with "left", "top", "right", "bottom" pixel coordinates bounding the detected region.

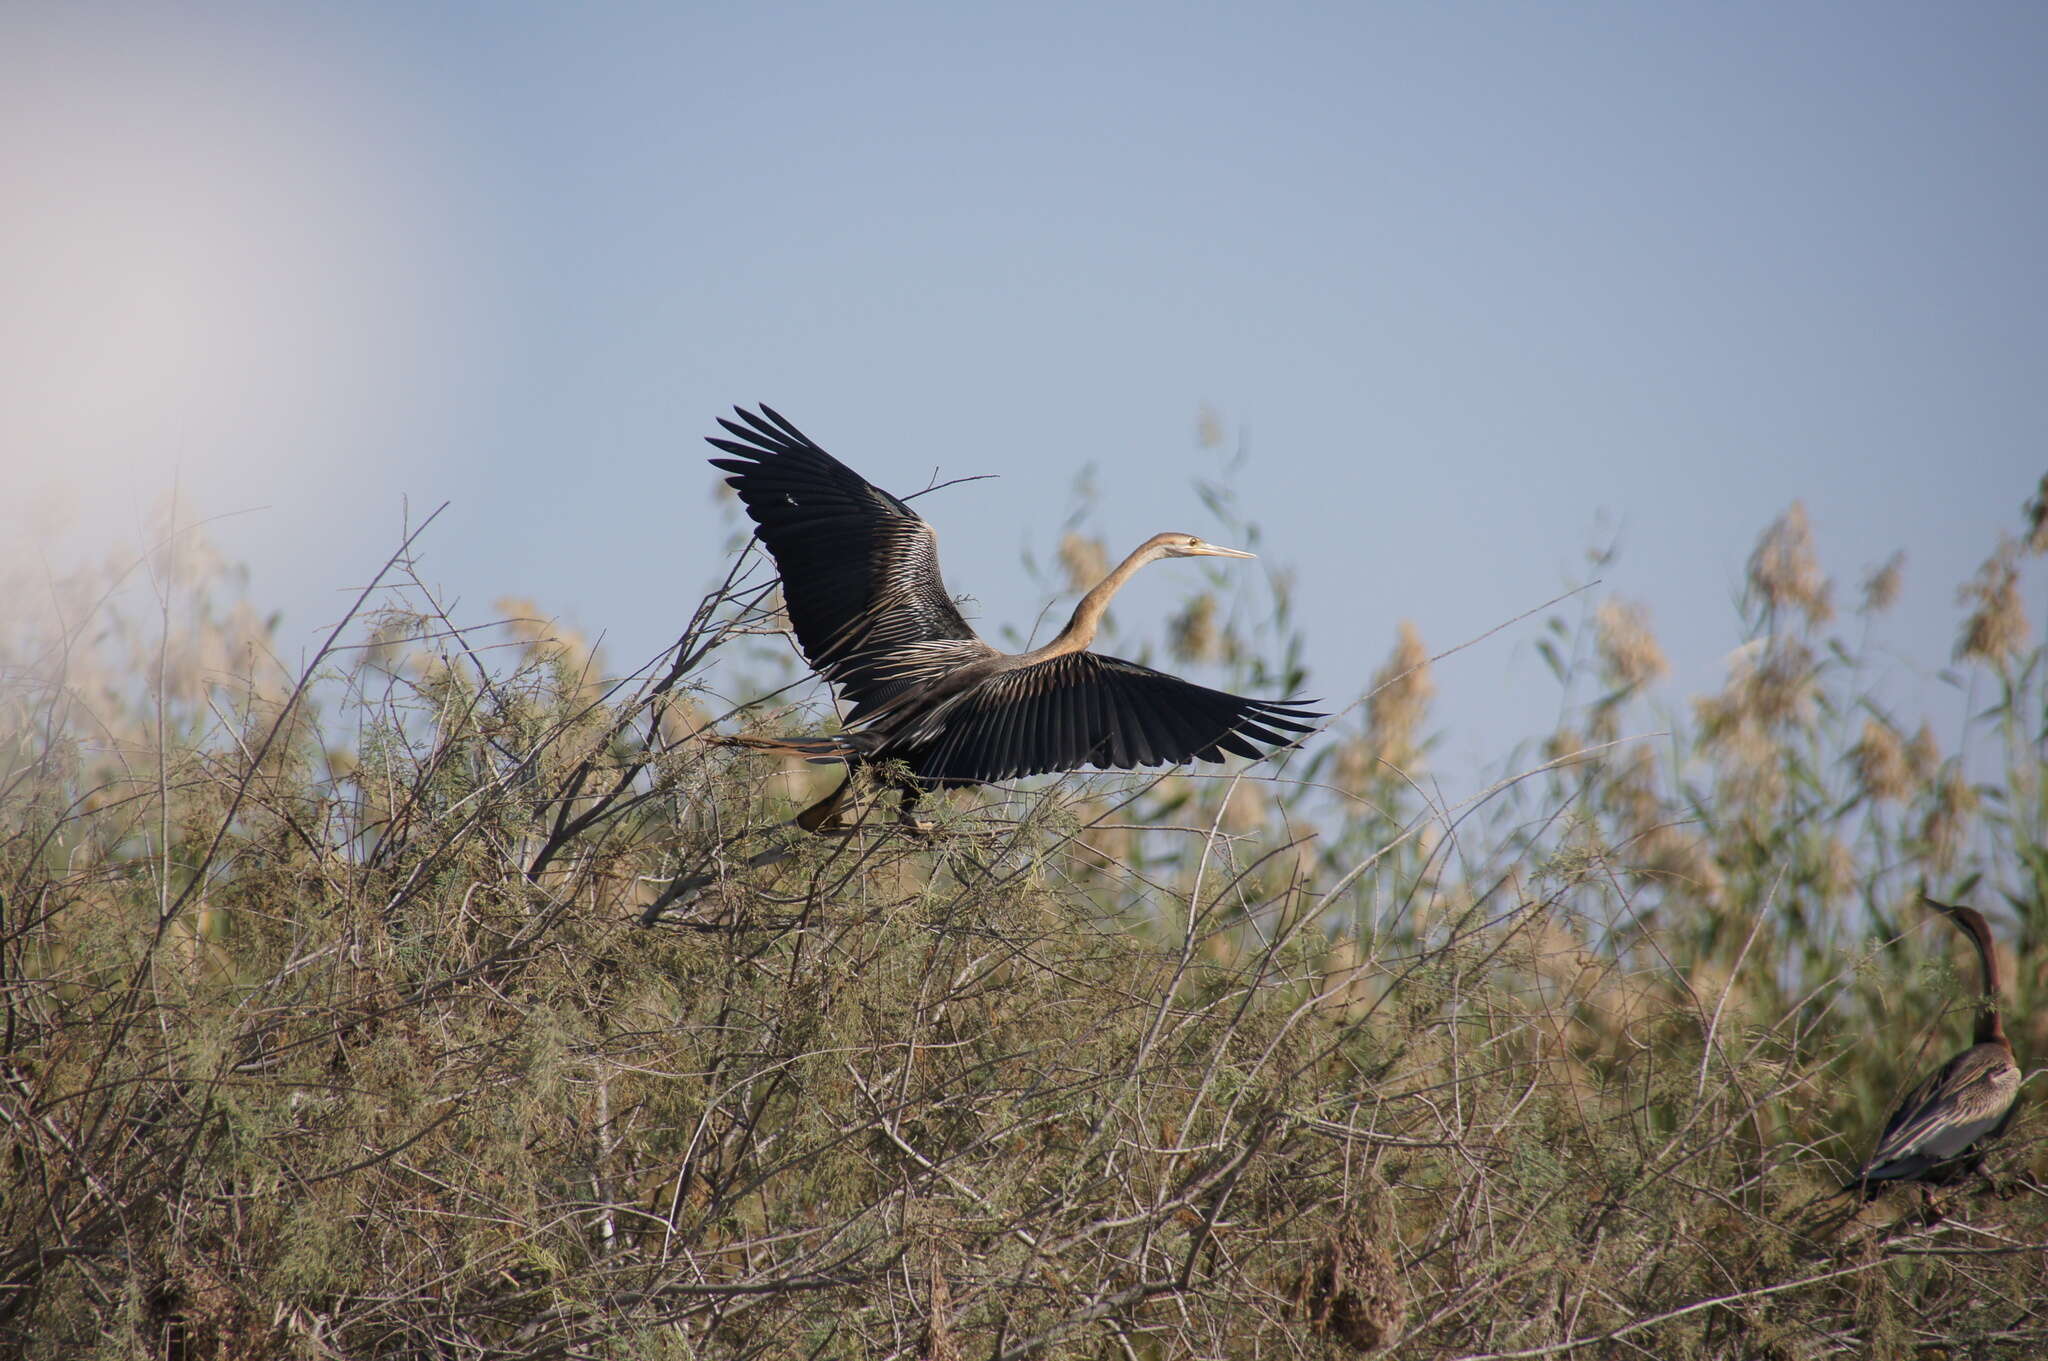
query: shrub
[{"left": 2, "top": 473, "right": 2042, "bottom": 1359}]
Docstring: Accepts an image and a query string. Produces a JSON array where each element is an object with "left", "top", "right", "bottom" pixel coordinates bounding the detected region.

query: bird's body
[
  {"left": 707, "top": 404, "right": 1320, "bottom": 830},
  {"left": 1853, "top": 899, "right": 2022, "bottom": 1196}
]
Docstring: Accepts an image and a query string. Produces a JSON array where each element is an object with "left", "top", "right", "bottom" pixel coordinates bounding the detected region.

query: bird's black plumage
[
  {"left": 708, "top": 405, "right": 1320, "bottom": 825},
  {"left": 908, "top": 651, "right": 1314, "bottom": 785},
  {"left": 709, "top": 405, "right": 994, "bottom": 722}
]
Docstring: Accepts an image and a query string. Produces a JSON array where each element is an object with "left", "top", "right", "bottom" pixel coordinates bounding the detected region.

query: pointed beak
[{"left": 1189, "top": 541, "right": 1255, "bottom": 560}]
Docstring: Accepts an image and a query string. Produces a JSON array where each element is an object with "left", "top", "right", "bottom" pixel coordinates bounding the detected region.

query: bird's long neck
[
  {"left": 1957, "top": 909, "right": 2007, "bottom": 1046},
  {"left": 1040, "top": 543, "right": 1160, "bottom": 659}
]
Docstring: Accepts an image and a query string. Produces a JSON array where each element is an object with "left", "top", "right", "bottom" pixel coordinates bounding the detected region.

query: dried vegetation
[{"left": 2, "top": 470, "right": 2045, "bottom": 1359}]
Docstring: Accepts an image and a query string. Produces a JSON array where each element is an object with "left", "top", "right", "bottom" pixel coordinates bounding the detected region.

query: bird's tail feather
[{"left": 711, "top": 733, "right": 854, "bottom": 763}]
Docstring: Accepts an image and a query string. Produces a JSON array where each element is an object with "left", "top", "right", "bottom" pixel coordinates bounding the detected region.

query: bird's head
[
  {"left": 1150, "top": 532, "right": 1255, "bottom": 561},
  {"left": 1923, "top": 895, "right": 1995, "bottom": 943}
]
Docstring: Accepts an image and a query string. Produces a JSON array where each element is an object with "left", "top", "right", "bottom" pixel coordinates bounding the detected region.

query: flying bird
[
  {"left": 706, "top": 404, "right": 1321, "bottom": 834},
  {"left": 1851, "top": 897, "right": 2022, "bottom": 1197}
]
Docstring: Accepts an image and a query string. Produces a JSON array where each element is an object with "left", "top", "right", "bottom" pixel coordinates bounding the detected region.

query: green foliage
[{"left": 1, "top": 471, "right": 2044, "bottom": 1359}]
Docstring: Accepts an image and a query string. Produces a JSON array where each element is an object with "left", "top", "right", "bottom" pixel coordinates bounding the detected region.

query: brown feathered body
[{"left": 1854, "top": 900, "right": 2022, "bottom": 1194}]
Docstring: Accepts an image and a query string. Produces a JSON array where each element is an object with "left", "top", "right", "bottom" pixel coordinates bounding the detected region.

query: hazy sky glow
[{"left": 5, "top": 1, "right": 2044, "bottom": 778}]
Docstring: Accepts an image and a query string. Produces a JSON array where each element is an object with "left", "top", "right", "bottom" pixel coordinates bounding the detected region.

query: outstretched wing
[
  {"left": 708, "top": 405, "right": 997, "bottom": 717},
  {"left": 908, "top": 651, "right": 1321, "bottom": 784},
  {"left": 1860, "top": 1042, "right": 2021, "bottom": 1183}
]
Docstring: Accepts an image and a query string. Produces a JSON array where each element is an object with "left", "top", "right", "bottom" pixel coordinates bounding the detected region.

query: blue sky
[{"left": 4, "top": 1, "right": 2044, "bottom": 780}]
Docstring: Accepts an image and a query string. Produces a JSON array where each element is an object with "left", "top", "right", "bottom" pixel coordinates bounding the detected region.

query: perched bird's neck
[{"left": 1964, "top": 915, "right": 2007, "bottom": 1046}]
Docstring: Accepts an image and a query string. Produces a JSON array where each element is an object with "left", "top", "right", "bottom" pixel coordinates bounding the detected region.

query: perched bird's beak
[{"left": 1184, "top": 540, "right": 1255, "bottom": 560}]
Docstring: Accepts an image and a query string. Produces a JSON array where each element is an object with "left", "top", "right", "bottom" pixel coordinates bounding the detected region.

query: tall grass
[{"left": 1, "top": 471, "right": 2042, "bottom": 1359}]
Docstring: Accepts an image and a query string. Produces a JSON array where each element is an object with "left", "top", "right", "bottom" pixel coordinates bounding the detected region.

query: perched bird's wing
[
  {"left": 907, "top": 651, "right": 1321, "bottom": 784},
  {"left": 1860, "top": 1042, "right": 2022, "bottom": 1183},
  {"left": 709, "top": 406, "right": 998, "bottom": 717}
]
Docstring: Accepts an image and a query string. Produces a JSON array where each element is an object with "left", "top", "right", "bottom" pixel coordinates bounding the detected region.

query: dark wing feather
[
  {"left": 1860, "top": 1042, "right": 2022, "bottom": 1184},
  {"left": 911, "top": 651, "right": 1320, "bottom": 784},
  {"left": 708, "top": 405, "right": 996, "bottom": 716}
]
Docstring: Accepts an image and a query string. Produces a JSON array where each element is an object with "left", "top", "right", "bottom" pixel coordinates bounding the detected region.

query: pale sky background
[{"left": 4, "top": 1, "right": 2044, "bottom": 784}]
